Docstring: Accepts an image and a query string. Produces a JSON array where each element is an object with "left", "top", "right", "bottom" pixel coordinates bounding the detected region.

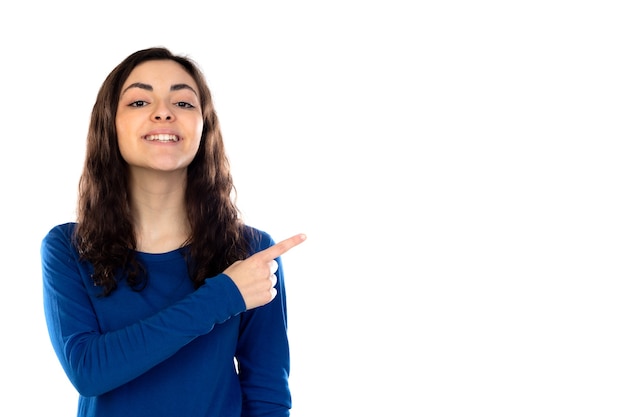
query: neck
[{"left": 128, "top": 168, "right": 191, "bottom": 253}]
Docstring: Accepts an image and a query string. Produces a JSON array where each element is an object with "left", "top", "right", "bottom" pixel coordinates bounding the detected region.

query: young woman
[{"left": 41, "top": 47, "right": 305, "bottom": 417}]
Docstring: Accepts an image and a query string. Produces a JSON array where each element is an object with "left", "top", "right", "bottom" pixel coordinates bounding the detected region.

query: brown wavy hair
[{"left": 74, "top": 47, "right": 251, "bottom": 296}]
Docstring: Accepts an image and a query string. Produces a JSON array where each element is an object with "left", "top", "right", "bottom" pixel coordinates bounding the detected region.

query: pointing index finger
[{"left": 258, "top": 233, "right": 307, "bottom": 261}]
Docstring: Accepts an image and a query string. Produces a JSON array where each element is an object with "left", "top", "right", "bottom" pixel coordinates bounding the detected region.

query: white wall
[{"left": 2, "top": 1, "right": 625, "bottom": 416}]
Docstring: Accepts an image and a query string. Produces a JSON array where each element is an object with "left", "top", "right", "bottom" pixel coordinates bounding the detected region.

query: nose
[{"left": 152, "top": 102, "right": 174, "bottom": 122}]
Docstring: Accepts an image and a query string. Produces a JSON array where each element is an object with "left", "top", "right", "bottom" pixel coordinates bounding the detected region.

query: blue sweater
[{"left": 41, "top": 223, "right": 291, "bottom": 417}]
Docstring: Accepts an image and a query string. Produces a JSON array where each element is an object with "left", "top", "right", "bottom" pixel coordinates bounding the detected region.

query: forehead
[{"left": 122, "top": 60, "right": 198, "bottom": 91}]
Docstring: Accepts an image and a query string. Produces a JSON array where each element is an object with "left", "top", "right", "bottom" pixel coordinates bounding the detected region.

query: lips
[{"left": 144, "top": 134, "right": 180, "bottom": 142}]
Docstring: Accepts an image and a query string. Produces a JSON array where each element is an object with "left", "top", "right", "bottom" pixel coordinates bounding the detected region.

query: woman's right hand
[{"left": 223, "top": 233, "right": 306, "bottom": 310}]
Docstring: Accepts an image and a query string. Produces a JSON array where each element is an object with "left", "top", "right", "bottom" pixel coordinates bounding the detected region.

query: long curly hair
[{"left": 74, "top": 47, "right": 251, "bottom": 296}]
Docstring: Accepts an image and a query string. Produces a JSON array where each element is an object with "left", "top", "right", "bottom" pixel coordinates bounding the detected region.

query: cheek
[
  {"left": 116, "top": 138, "right": 132, "bottom": 163},
  {"left": 115, "top": 125, "right": 134, "bottom": 160},
  {"left": 189, "top": 118, "right": 204, "bottom": 148},
  {"left": 193, "top": 115, "right": 204, "bottom": 137},
  {"left": 115, "top": 112, "right": 138, "bottom": 151}
]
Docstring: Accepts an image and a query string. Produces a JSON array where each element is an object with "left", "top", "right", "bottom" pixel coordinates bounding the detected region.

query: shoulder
[
  {"left": 42, "top": 222, "right": 77, "bottom": 244},
  {"left": 41, "top": 222, "right": 78, "bottom": 254},
  {"left": 243, "top": 225, "right": 275, "bottom": 253}
]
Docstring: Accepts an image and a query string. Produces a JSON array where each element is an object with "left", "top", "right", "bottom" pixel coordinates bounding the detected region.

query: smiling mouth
[{"left": 144, "top": 134, "right": 180, "bottom": 142}]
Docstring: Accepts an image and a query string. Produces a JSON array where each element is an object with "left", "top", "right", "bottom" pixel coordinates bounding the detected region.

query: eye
[
  {"left": 129, "top": 100, "right": 149, "bottom": 107},
  {"left": 175, "top": 101, "right": 195, "bottom": 109}
]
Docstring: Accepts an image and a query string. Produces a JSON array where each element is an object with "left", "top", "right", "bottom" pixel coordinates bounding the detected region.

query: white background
[{"left": 1, "top": 1, "right": 625, "bottom": 416}]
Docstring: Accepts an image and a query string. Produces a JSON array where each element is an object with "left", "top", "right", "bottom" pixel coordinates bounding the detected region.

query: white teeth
[{"left": 144, "top": 134, "right": 180, "bottom": 142}]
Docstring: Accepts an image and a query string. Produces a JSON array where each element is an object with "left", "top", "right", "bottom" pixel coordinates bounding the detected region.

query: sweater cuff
[{"left": 203, "top": 273, "right": 247, "bottom": 319}]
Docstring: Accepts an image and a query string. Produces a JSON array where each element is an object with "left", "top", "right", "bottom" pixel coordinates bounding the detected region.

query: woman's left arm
[{"left": 236, "top": 232, "right": 292, "bottom": 417}]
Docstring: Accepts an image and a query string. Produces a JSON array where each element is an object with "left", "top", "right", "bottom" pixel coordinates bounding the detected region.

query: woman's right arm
[{"left": 41, "top": 225, "right": 247, "bottom": 397}]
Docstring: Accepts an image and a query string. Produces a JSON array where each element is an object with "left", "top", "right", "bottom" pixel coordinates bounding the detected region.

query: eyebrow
[{"left": 121, "top": 82, "right": 198, "bottom": 96}]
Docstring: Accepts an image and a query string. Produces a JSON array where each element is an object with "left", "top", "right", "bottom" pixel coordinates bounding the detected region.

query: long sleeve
[
  {"left": 237, "top": 233, "right": 292, "bottom": 417},
  {"left": 41, "top": 223, "right": 247, "bottom": 397}
]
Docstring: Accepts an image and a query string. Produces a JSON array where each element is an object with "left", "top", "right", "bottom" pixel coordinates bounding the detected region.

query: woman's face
[{"left": 116, "top": 59, "right": 203, "bottom": 175}]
